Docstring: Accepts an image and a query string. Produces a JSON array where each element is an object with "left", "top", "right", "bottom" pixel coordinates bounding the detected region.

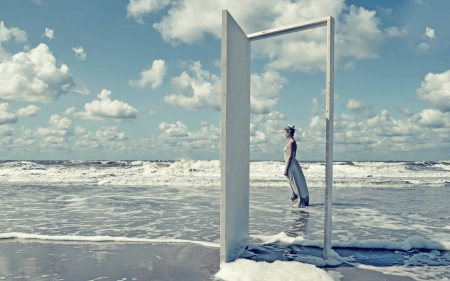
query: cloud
[
  {"left": 0, "top": 103, "right": 18, "bottom": 125},
  {"left": 164, "top": 61, "right": 221, "bottom": 111},
  {"left": 417, "top": 70, "right": 450, "bottom": 112},
  {"left": 395, "top": 106, "right": 414, "bottom": 117},
  {"left": 0, "top": 43, "right": 75, "bottom": 103},
  {"left": 43, "top": 28, "right": 55, "bottom": 40},
  {"left": 416, "top": 43, "right": 429, "bottom": 54},
  {"left": 0, "top": 21, "right": 27, "bottom": 62},
  {"left": 410, "top": 109, "right": 450, "bottom": 128},
  {"left": 158, "top": 121, "right": 189, "bottom": 137},
  {"left": 17, "top": 105, "right": 41, "bottom": 117},
  {"left": 156, "top": 120, "right": 220, "bottom": 153},
  {"left": 425, "top": 27, "right": 435, "bottom": 39},
  {"left": 96, "top": 126, "right": 128, "bottom": 141},
  {"left": 0, "top": 21, "right": 27, "bottom": 43},
  {"left": 250, "top": 70, "right": 288, "bottom": 114},
  {"left": 74, "top": 89, "right": 138, "bottom": 122},
  {"left": 165, "top": 61, "right": 288, "bottom": 113},
  {"left": 65, "top": 107, "right": 75, "bottom": 115},
  {"left": 0, "top": 125, "right": 14, "bottom": 136},
  {"left": 37, "top": 114, "right": 73, "bottom": 137},
  {"left": 345, "top": 99, "right": 376, "bottom": 119},
  {"left": 384, "top": 26, "right": 407, "bottom": 38},
  {"left": 252, "top": 111, "right": 287, "bottom": 134},
  {"left": 72, "top": 46, "right": 86, "bottom": 60},
  {"left": 129, "top": 59, "right": 167, "bottom": 89},
  {"left": 148, "top": 110, "right": 156, "bottom": 116},
  {"left": 137, "top": 0, "right": 392, "bottom": 72},
  {"left": 69, "top": 86, "right": 90, "bottom": 95},
  {"left": 126, "top": 0, "right": 170, "bottom": 23}
]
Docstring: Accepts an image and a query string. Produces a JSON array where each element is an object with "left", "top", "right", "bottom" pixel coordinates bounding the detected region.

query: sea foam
[{"left": 0, "top": 160, "right": 449, "bottom": 187}]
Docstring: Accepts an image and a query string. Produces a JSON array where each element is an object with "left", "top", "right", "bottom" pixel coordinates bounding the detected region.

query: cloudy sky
[{"left": 0, "top": 0, "right": 449, "bottom": 161}]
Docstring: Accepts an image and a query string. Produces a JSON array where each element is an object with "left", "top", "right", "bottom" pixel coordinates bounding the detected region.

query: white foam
[
  {"left": 0, "top": 160, "right": 448, "bottom": 188},
  {"left": 251, "top": 232, "right": 450, "bottom": 251},
  {"left": 0, "top": 232, "right": 219, "bottom": 248},
  {"left": 214, "top": 259, "right": 334, "bottom": 281}
]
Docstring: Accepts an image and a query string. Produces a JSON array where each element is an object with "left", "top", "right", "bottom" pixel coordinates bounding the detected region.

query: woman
[{"left": 284, "top": 125, "right": 309, "bottom": 207}]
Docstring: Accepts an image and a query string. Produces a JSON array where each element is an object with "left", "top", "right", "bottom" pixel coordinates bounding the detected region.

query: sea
[{"left": 1, "top": 160, "right": 449, "bottom": 280}]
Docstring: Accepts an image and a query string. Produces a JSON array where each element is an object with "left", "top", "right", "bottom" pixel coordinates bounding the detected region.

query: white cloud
[
  {"left": 96, "top": 126, "right": 128, "bottom": 141},
  {"left": 250, "top": 131, "right": 266, "bottom": 144},
  {"left": 416, "top": 43, "right": 429, "bottom": 54},
  {"left": 74, "top": 89, "right": 139, "bottom": 122},
  {"left": 345, "top": 99, "right": 376, "bottom": 119},
  {"left": 165, "top": 61, "right": 288, "bottom": 113},
  {"left": 417, "top": 70, "right": 450, "bottom": 112},
  {"left": 140, "top": 0, "right": 390, "bottom": 72},
  {"left": 0, "top": 21, "right": 27, "bottom": 43},
  {"left": 126, "top": 0, "right": 170, "bottom": 23},
  {"left": 425, "top": 27, "right": 435, "bottom": 39},
  {"left": 0, "top": 103, "right": 18, "bottom": 125},
  {"left": 72, "top": 46, "right": 86, "bottom": 60},
  {"left": 395, "top": 106, "right": 414, "bottom": 117},
  {"left": 37, "top": 114, "right": 73, "bottom": 137},
  {"left": 148, "top": 110, "right": 156, "bottom": 116},
  {"left": 0, "top": 43, "right": 74, "bottom": 103},
  {"left": 17, "top": 105, "right": 41, "bottom": 117},
  {"left": 156, "top": 120, "right": 221, "bottom": 153},
  {"left": 336, "top": 5, "right": 384, "bottom": 60},
  {"left": 158, "top": 121, "right": 189, "bottom": 137},
  {"left": 65, "top": 107, "right": 75, "bottom": 115},
  {"left": 411, "top": 109, "right": 450, "bottom": 128},
  {"left": 252, "top": 111, "right": 287, "bottom": 134},
  {"left": 69, "top": 86, "right": 90, "bottom": 95},
  {"left": 0, "top": 21, "right": 27, "bottom": 62},
  {"left": 0, "top": 125, "right": 14, "bottom": 136},
  {"left": 384, "top": 26, "right": 407, "bottom": 38},
  {"left": 129, "top": 59, "right": 167, "bottom": 89},
  {"left": 43, "top": 28, "right": 55, "bottom": 40},
  {"left": 251, "top": 70, "right": 288, "bottom": 114},
  {"left": 165, "top": 61, "right": 221, "bottom": 111}
]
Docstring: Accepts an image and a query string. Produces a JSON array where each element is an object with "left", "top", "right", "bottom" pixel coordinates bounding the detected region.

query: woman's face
[{"left": 284, "top": 130, "right": 289, "bottom": 138}]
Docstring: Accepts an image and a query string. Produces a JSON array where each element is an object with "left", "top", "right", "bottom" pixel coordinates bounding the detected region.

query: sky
[{"left": 0, "top": 0, "right": 449, "bottom": 161}]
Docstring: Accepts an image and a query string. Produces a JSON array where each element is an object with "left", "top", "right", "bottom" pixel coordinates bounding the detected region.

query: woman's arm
[{"left": 284, "top": 141, "right": 294, "bottom": 176}]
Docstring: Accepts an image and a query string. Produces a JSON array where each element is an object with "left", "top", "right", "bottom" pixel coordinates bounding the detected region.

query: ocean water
[{"left": 1, "top": 160, "right": 450, "bottom": 280}]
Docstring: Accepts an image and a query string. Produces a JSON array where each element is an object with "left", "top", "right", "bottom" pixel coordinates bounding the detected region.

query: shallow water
[{"left": 2, "top": 183, "right": 449, "bottom": 246}]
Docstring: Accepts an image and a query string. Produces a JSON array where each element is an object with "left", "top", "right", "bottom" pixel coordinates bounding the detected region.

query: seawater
[
  {"left": 1, "top": 160, "right": 449, "bottom": 280},
  {"left": 1, "top": 160, "right": 449, "bottom": 243}
]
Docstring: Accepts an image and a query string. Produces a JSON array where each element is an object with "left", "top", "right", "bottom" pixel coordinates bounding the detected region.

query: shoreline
[{"left": 0, "top": 240, "right": 421, "bottom": 281}]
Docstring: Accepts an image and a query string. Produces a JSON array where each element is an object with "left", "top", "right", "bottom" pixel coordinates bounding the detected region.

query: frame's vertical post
[
  {"left": 324, "top": 16, "right": 334, "bottom": 259},
  {"left": 220, "top": 10, "right": 251, "bottom": 263}
]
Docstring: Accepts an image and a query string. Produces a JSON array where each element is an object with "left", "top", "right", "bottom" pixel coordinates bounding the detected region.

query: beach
[
  {"left": 0, "top": 241, "right": 425, "bottom": 281},
  {"left": 1, "top": 160, "right": 449, "bottom": 280}
]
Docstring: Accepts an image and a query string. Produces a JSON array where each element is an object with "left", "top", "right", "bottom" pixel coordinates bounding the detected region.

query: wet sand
[
  {"left": 0, "top": 241, "right": 219, "bottom": 281},
  {"left": 0, "top": 241, "right": 415, "bottom": 281}
]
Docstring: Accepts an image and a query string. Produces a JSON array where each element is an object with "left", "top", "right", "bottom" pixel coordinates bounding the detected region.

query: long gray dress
[{"left": 284, "top": 147, "right": 309, "bottom": 206}]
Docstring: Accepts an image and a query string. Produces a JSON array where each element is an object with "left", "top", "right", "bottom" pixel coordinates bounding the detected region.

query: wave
[
  {"left": 3, "top": 231, "right": 448, "bottom": 252},
  {"left": 0, "top": 160, "right": 449, "bottom": 188},
  {"left": 251, "top": 232, "right": 450, "bottom": 251},
  {"left": 0, "top": 232, "right": 219, "bottom": 248}
]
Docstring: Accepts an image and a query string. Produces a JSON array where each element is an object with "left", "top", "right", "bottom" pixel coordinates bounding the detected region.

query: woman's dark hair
[{"left": 285, "top": 125, "right": 295, "bottom": 136}]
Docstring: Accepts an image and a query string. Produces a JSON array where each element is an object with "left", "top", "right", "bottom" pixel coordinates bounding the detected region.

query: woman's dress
[{"left": 284, "top": 147, "right": 309, "bottom": 206}]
